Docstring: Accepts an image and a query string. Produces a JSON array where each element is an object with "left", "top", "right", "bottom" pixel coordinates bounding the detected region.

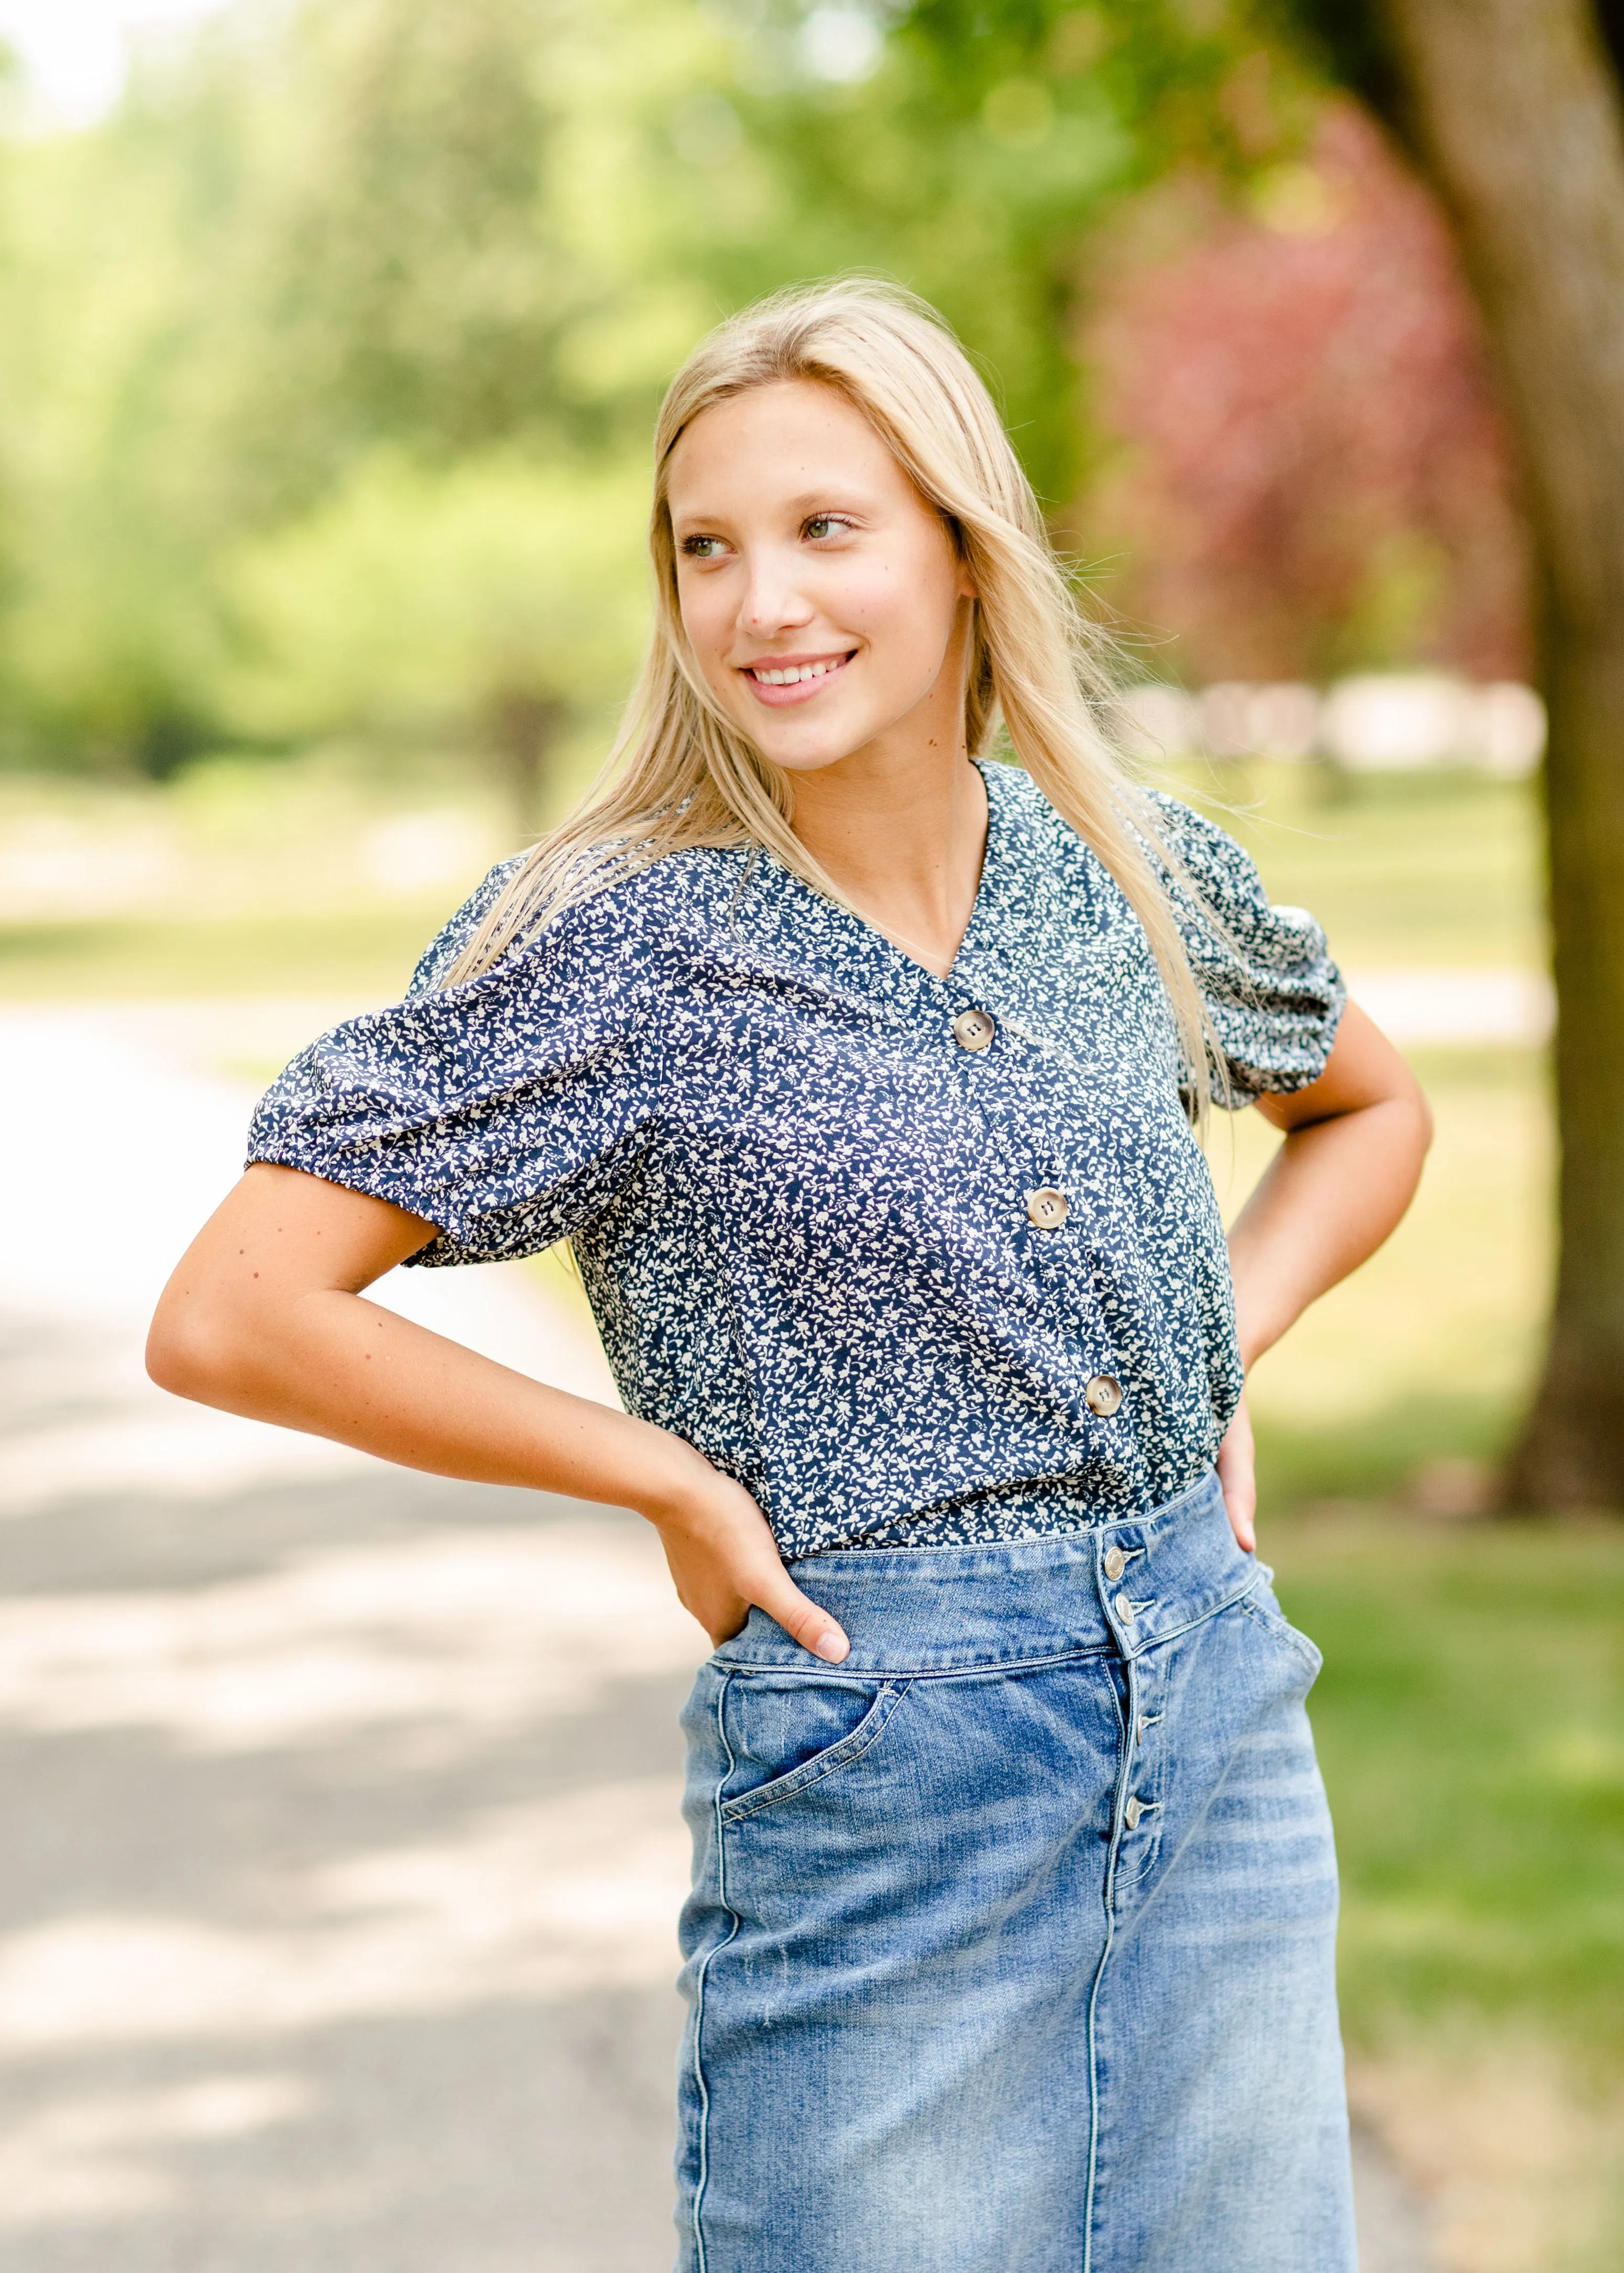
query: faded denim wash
[{"left": 676, "top": 1470, "right": 1356, "bottom": 2273}]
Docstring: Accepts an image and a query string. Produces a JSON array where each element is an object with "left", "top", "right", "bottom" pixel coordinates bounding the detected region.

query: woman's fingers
[
  {"left": 1217, "top": 1391, "right": 1258, "bottom": 1553},
  {"left": 654, "top": 1472, "right": 850, "bottom": 1661},
  {"left": 751, "top": 1567, "right": 850, "bottom": 1663}
]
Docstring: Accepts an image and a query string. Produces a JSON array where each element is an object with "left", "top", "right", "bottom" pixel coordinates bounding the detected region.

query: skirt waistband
[{"left": 714, "top": 1469, "right": 1258, "bottom": 1675}]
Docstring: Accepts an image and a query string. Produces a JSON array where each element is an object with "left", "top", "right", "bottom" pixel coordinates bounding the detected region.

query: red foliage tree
[{"left": 1079, "top": 103, "right": 1532, "bottom": 686}]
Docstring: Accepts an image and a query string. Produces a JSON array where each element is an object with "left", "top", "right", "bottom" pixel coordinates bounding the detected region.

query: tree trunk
[
  {"left": 487, "top": 690, "right": 565, "bottom": 843},
  {"left": 1367, "top": 0, "right": 1624, "bottom": 1507}
]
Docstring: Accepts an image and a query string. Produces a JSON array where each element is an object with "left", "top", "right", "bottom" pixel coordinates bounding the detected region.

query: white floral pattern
[{"left": 249, "top": 761, "right": 1344, "bottom": 1557}]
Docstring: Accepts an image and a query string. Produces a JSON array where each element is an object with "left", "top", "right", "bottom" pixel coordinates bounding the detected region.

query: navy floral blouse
[{"left": 249, "top": 760, "right": 1344, "bottom": 1558}]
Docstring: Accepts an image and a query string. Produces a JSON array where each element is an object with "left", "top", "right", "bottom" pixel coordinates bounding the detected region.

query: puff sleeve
[
  {"left": 246, "top": 868, "right": 666, "bottom": 1265},
  {"left": 1145, "top": 792, "right": 1346, "bottom": 1108}
]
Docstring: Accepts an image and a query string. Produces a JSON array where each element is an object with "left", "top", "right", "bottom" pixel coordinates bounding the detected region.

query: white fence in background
[{"left": 1122, "top": 673, "right": 1546, "bottom": 776}]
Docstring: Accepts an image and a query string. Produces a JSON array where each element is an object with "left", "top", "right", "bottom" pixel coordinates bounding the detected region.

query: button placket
[
  {"left": 1112, "top": 1653, "right": 1168, "bottom": 1903},
  {"left": 1107, "top": 1534, "right": 1157, "bottom": 1646},
  {"left": 974, "top": 1002, "right": 1121, "bottom": 1413}
]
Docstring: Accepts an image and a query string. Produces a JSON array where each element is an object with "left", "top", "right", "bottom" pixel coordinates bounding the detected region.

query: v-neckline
[{"left": 766, "top": 759, "right": 1001, "bottom": 994}]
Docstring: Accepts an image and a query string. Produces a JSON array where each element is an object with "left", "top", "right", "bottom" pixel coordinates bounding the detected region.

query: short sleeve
[
  {"left": 1145, "top": 793, "right": 1346, "bottom": 1109},
  {"left": 246, "top": 871, "right": 665, "bottom": 1265}
]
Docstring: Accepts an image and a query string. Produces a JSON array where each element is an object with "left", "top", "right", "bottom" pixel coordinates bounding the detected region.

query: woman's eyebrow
[{"left": 781, "top": 488, "right": 873, "bottom": 514}]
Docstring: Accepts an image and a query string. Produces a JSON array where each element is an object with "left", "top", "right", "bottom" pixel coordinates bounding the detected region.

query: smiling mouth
[{"left": 743, "top": 652, "right": 854, "bottom": 687}]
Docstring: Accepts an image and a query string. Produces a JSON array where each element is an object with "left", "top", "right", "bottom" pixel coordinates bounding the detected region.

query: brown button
[
  {"left": 1084, "top": 1374, "right": 1123, "bottom": 1418},
  {"left": 1025, "top": 1187, "right": 1069, "bottom": 1229},
  {"left": 952, "top": 1007, "right": 996, "bottom": 1052},
  {"left": 1102, "top": 1544, "right": 1128, "bottom": 1583}
]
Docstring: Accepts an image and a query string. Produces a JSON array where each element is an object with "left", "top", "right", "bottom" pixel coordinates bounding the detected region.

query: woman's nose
[{"left": 740, "top": 552, "right": 815, "bottom": 636}]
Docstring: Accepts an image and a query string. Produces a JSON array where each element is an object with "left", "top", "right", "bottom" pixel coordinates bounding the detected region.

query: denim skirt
[{"left": 674, "top": 1469, "right": 1356, "bottom": 2273}]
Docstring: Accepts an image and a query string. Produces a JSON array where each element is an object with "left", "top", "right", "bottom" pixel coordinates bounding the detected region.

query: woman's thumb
[{"left": 760, "top": 1573, "right": 849, "bottom": 1663}]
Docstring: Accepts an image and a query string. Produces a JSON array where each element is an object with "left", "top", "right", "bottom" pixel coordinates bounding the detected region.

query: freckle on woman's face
[{"left": 666, "top": 380, "right": 972, "bottom": 773}]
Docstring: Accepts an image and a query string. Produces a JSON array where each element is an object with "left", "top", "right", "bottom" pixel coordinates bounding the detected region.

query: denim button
[
  {"left": 1113, "top": 1593, "right": 1135, "bottom": 1622},
  {"left": 1103, "top": 1545, "right": 1128, "bottom": 1583},
  {"left": 1085, "top": 1374, "right": 1123, "bottom": 1417},
  {"left": 1124, "top": 1795, "right": 1145, "bottom": 1830},
  {"left": 1026, "top": 1187, "right": 1069, "bottom": 1228},
  {"left": 952, "top": 1007, "right": 996, "bottom": 1051}
]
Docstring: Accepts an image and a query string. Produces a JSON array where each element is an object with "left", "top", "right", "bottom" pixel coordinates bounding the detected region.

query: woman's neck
[{"left": 787, "top": 742, "right": 990, "bottom": 980}]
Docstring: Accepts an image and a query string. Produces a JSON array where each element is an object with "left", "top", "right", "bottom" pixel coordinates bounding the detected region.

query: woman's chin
[{"left": 739, "top": 712, "right": 874, "bottom": 775}]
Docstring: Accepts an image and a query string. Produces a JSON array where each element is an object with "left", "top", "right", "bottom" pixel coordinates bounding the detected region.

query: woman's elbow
[
  {"left": 1400, "top": 1061, "right": 1436, "bottom": 1167},
  {"left": 145, "top": 1288, "right": 248, "bottom": 1406}
]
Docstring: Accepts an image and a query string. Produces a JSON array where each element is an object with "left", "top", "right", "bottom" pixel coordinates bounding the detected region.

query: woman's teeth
[{"left": 750, "top": 657, "right": 846, "bottom": 684}]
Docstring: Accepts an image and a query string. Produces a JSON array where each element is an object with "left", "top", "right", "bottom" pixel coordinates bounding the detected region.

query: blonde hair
[{"left": 447, "top": 277, "right": 1220, "bottom": 1106}]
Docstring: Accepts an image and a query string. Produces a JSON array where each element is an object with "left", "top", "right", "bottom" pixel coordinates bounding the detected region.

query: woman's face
[{"left": 665, "top": 378, "right": 975, "bottom": 776}]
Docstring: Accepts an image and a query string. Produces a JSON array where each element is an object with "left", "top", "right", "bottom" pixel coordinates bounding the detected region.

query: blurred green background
[{"left": 0, "top": 3, "right": 1618, "bottom": 2266}]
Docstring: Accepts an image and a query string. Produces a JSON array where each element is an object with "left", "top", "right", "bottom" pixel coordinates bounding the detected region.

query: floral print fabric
[{"left": 248, "top": 761, "right": 1344, "bottom": 1556}]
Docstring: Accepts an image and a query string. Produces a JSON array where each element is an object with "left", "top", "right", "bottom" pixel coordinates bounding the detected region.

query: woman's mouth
[{"left": 740, "top": 651, "right": 855, "bottom": 706}]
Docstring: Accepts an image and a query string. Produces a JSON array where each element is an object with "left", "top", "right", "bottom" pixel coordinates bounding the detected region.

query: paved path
[{"left": 0, "top": 1002, "right": 1432, "bottom": 2269}]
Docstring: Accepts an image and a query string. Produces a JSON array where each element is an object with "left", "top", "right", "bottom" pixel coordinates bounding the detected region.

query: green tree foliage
[
  {"left": 225, "top": 453, "right": 648, "bottom": 828},
  {"left": 715, "top": 3, "right": 1279, "bottom": 507},
  {"left": 0, "top": 0, "right": 739, "bottom": 774},
  {"left": 209, "top": 0, "right": 741, "bottom": 517},
  {"left": 0, "top": 0, "right": 1533, "bottom": 778}
]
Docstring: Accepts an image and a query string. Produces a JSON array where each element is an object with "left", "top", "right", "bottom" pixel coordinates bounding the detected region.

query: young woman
[{"left": 149, "top": 280, "right": 1430, "bottom": 2273}]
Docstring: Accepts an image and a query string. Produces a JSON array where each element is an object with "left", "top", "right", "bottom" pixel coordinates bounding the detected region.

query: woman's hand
[
  {"left": 649, "top": 1463, "right": 850, "bottom": 1661},
  {"left": 1217, "top": 1390, "right": 1257, "bottom": 1554}
]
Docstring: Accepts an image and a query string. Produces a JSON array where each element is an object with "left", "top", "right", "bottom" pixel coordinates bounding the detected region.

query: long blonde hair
[{"left": 447, "top": 277, "right": 1219, "bottom": 1105}]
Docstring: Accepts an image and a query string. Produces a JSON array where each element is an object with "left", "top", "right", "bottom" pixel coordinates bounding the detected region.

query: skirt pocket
[
  {"left": 1238, "top": 1568, "right": 1324, "bottom": 1679},
  {"left": 717, "top": 1673, "right": 913, "bottom": 1825}
]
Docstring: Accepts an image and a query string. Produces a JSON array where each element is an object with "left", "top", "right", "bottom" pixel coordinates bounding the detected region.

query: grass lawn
[
  {"left": 1268, "top": 1511, "right": 1624, "bottom": 2061},
  {"left": 0, "top": 903, "right": 459, "bottom": 1001},
  {"left": 1176, "top": 757, "right": 1544, "bottom": 969},
  {"left": 1271, "top": 1509, "right": 1624, "bottom": 2269}
]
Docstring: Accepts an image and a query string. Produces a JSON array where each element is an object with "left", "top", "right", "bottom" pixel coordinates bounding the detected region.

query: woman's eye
[
  {"left": 681, "top": 535, "right": 725, "bottom": 558},
  {"left": 803, "top": 514, "right": 848, "bottom": 541}
]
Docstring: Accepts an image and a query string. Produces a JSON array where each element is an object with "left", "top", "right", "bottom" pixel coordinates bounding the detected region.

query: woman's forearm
[
  {"left": 146, "top": 1165, "right": 708, "bottom": 1521},
  {"left": 148, "top": 1165, "right": 851, "bottom": 1658},
  {"left": 1227, "top": 1093, "right": 1429, "bottom": 1365},
  {"left": 1225, "top": 1001, "right": 1432, "bottom": 1371},
  {"left": 155, "top": 1279, "right": 704, "bottom": 1513}
]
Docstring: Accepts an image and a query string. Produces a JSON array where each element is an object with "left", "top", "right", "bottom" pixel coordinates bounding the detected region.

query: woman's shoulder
[
  {"left": 404, "top": 839, "right": 751, "bottom": 1006},
  {"left": 1139, "top": 786, "right": 1256, "bottom": 881},
  {"left": 982, "top": 760, "right": 1245, "bottom": 908},
  {"left": 1137, "top": 789, "right": 1330, "bottom": 961}
]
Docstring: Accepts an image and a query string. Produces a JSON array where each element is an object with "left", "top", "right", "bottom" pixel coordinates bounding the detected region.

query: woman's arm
[
  {"left": 1216, "top": 1001, "right": 1433, "bottom": 1549},
  {"left": 146, "top": 1163, "right": 851, "bottom": 1661}
]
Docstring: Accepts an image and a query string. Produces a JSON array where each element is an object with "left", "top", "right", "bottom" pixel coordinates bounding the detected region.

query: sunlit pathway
[
  {"left": 0, "top": 1002, "right": 1431, "bottom": 2269},
  {"left": 0, "top": 1000, "right": 703, "bottom": 2268}
]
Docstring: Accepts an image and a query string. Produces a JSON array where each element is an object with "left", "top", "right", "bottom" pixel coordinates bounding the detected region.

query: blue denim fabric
[{"left": 676, "top": 1470, "right": 1355, "bottom": 2273}]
